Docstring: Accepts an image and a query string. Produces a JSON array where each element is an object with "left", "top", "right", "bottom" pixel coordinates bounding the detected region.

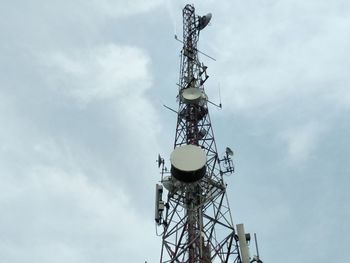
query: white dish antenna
[
  {"left": 181, "top": 88, "right": 203, "bottom": 104},
  {"left": 170, "top": 144, "right": 207, "bottom": 182}
]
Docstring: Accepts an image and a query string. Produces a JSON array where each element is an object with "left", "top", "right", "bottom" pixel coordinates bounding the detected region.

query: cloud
[
  {"left": 91, "top": 0, "right": 163, "bottom": 17},
  {"left": 42, "top": 44, "right": 152, "bottom": 104},
  {"left": 1, "top": 1, "right": 350, "bottom": 263},
  {"left": 0, "top": 0, "right": 165, "bottom": 56},
  {"left": 0, "top": 92, "right": 161, "bottom": 261},
  {"left": 209, "top": 0, "right": 350, "bottom": 113},
  {"left": 1, "top": 18, "right": 163, "bottom": 263},
  {"left": 0, "top": 164, "right": 158, "bottom": 263},
  {"left": 39, "top": 44, "right": 163, "bottom": 189},
  {"left": 279, "top": 121, "right": 327, "bottom": 163}
]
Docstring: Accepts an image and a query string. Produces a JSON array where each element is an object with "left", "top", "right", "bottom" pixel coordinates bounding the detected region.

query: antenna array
[{"left": 155, "top": 4, "right": 263, "bottom": 263}]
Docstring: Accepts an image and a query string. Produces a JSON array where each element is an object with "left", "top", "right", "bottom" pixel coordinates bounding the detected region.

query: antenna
[
  {"left": 226, "top": 147, "right": 234, "bottom": 156},
  {"left": 255, "top": 233, "right": 260, "bottom": 259},
  {"left": 155, "top": 4, "right": 263, "bottom": 263},
  {"left": 219, "top": 83, "right": 222, "bottom": 108},
  {"left": 174, "top": 35, "right": 216, "bottom": 61},
  {"left": 237, "top": 224, "right": 250, "bottom": 263},
  {"left": 198, "top": 13, "right": 212, "bottom": 30},
  {"left": 162, "top": 104, "right": 177, "bottom": 114},
  {"left": 157, "top": 154, "right": 163, "bottom": 168},
  {"left": 154, "top": 184, "right": 164, "bottom": 225},
  {"left": 251, "top": 233, "right": 264, "bottom": 263}
]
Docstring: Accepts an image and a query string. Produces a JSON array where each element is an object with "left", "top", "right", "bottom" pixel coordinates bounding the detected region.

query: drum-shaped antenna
[{"left": 170, "top": 145, "right": 206, "bottom": 183}]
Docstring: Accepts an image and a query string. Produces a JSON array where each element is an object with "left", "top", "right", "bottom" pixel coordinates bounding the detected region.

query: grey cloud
[{"left": 1, "top": 0, "right": 349, "bottom": 263}]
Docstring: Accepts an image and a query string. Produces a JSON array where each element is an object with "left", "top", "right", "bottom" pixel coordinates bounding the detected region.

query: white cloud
[
  {"left": 209, "top": 0, "right": 350, "bottom": 112},
  {"left": 90, "top": 0, "right": 163, "bottom": 17},
  {"left": 0, "top": 97, "right": 161, "bottom": 260},
  {"left": 0, "top": 164, "right": 158, "bottom": 262},
  {"left": 1, "top": 33, "right": 163, "bottom": 263},
  {"left": 279, "top": 122, "right": 326, "bottom": 163},
  {"left": 40, "top": 43, "right": 163, "bottom": 185},
  {"left": 43, "top": 44, "right": 152, "bottom": 104}
]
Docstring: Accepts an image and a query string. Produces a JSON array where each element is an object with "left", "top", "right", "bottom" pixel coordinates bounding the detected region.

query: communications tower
[{"left": 155, "top": 4, "right": 263, "bottom": 263}]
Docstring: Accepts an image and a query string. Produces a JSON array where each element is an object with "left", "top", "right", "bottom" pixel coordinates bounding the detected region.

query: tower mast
[{"left": 155, "top": 4, "right": 260, "bottom": 263}]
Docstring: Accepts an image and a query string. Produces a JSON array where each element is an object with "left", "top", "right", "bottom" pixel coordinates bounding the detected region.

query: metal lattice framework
[{"left": 157, "top": 4, "right": 241, "bottom": 263}]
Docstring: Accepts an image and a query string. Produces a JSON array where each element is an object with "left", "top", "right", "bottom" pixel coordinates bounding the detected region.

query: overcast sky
[{"left": 0, "top": 0, "right": 349, "bottom": 262}]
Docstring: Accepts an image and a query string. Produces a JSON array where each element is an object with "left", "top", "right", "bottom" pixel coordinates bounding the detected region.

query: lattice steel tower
[{"left": 155, "top": 4, "right": 262, "bottom": 263}]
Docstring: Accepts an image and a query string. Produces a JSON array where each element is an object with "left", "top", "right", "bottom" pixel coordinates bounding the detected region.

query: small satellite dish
[
  {"left": 198, "top": 13, "right": 212, "bottom": 30},
  {"left": 226, "top": 147, "right": 234, "bottom": 156},
  {"left": 157, "top": 154, "right": 163, "bottom": 168}
]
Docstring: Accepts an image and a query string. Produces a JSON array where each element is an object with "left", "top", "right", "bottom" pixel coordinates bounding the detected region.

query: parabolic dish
[
  {"left": 170, "top": 144, "right": 206, "bottom": 182},
  {"left": 181, "top": 88, "right": 203, "bottom": 104}
]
